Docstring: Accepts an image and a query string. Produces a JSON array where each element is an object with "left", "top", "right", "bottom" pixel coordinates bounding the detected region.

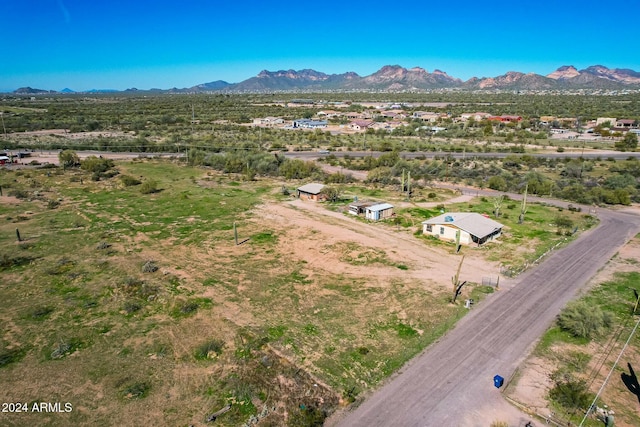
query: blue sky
[{"left": 2, "top": 0, "right": 639, "bottom": 91}]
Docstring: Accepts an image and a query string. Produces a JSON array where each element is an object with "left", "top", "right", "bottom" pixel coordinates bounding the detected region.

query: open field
[{"left": 0, "top": 159, "right": 628, "bottom": 426}]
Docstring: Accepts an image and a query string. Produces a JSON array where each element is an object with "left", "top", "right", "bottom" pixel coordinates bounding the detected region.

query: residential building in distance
[
  {"left": 292, "top": 119, "right": 328, "bottom": 129},
  {"left": 297, "top": 183, "right": 326, "bottom": 201}
]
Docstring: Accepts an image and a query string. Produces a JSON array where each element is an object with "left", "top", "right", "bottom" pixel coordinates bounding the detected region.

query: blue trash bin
[{"left": 493, "top": 375, "right": 504, "bottom": 388}]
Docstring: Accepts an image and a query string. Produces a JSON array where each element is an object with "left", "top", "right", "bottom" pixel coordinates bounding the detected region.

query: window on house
[
  {"left": 426, "top": 224, "right": 432, "bottom": 232},
  {"left": 440, "top": 227, "right": 445, "bottom": 235}
]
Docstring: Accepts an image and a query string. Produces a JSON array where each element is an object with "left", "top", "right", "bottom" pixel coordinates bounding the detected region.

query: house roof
[
  {"left": 350, "top": 120, "right": 374, "bottom": 128},
  {"left": 367, "top": 203, "right": 394, "bottom": 212},
  {"left": 297, "top": 183, "right": 325, "bottom": 194},
  {"left": 349, "top": 201, "right": 376, "bottom": 208},
  {"left": 422, "top": 212, "right": 503, "bottom": 239}
]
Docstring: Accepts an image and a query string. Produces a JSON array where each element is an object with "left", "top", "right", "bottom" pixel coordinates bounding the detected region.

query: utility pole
[
  {"left": 579, "top": 314, "right": 640, "bottom": 427},
  {"left": 0, "top": 112, "right": 6, "bottom": 138},
  {"left": 191, "top": 104, "right": 195, "bottom": 133}
]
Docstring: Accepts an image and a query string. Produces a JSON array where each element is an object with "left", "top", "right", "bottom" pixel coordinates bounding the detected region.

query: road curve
[{"left": 331, "top": 208, "right": 640, "bottom": 426}]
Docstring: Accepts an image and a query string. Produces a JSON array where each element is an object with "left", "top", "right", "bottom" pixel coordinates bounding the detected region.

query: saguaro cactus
[{"left": 451, "top": 255, "right": 466, "bottom": 303}]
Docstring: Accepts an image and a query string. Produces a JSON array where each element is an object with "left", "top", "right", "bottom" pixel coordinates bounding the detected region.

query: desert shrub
[
  {"left": 118, "top": 277, "right": 158, "bottom": 300},
  {"left": 45, "top": 258, "right": 75, "bottom": 275},
  {"left": 549, "top": 378, "right": 592, "bottom": 411},
  {"left": 47, "top": 199, "right": 60, "bottom": 209},
  {"left": 59, "top": 150, "right": 80, "bottom": 169},
  {"left": 142, "top": 260, "right": 158, "bottom": 273},
  {"left": 194, "top": 339, "right": 225, "bottom": 360},
  {"left": 288, "top": 405, "right": 328, "bottom": 427},
  {"left": 51, "top": 342, "right": 71, "bottom": 359},
  {"left": 121, "top": 381, "right": 150, "bottom": 399},
  {"left": 81, "top": 156, "right": 114, "bottom": 173},
  {"left": 490, "top": 422, "right": 509, "bottom": 427},
  {"left": 557, "top": 300, "right": 612, "bottom": 339},
  {"left": 120, "top": 175, "right": 141, "bottom": 186},
  {"left": 119, "top": 277, "right": 144, "bottom": 295},
  {"left": 30, "top": 306, "right": 54, "bottom": 320},
  {"left": 0, "top": 347, "right": 26, "bottom": 367},
  {"left": 96, "top": 241, "right": 111, "bottom": 250},
  {"left": 140, "top": 180, "right": 159, "bottom": 194},
  {"left": 555, "top": 215, "right": 574, "bottom": 229},
  {"left": 8, "top": 189, "right": 29, "bottom": 199},
  {"left": 0, "top": 254, "right": 33, "bottom": 270},
  {"left": 171, "top": 298, "right": 211, "bottom": 318},
  {"left": 50, "top": 339, "right": 81, "bottom": 359},
  {"left": 122, "top": 301, "right": 141, "bottom": 314},
  {"left": 179, "top": 302, "right": 199, "bottom": 314}
]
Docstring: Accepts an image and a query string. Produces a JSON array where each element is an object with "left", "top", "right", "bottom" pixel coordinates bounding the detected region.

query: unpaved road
[{"left": 329, "top": 204, "right": 640, "bottom": 425}]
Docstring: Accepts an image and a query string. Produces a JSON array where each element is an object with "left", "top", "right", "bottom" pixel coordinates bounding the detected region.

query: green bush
[
  {"left": 140, "top": 180, "right": 159, "bottom": 194},
  {"left": 8, "top": 189, "right": 29, "bottom": 199},
  {"left": 194, "top": 339, "right": 225, "bottom": 360},
  {"left": 0, "top": 347, "right": 26, "bottom": 367},
  {"left": 81, "top": 156, "right": 114, "bottom": 173},
  {"left": 122, "top": 301, "right": 141, "bottom": 314},
  {"left": 555, "top": 215, "right": 574, "bottom": 229},
  {"left": 121, "top": 381, "right": 150, "bottom": 399},
  {"left": 30, "top": 306, "right": 54, "bottom": 320},
  {"left": 120, "top": 175, "right": 141, "bottom": 186},
  {"left": 549, "top": 378, "right": 592, "bottom": 411},
  {"left": 59, "top": 150, "right": 80, "bottom": 169},
  {"left": 557, "top": 300, "right": 612, "bottom": 339}
]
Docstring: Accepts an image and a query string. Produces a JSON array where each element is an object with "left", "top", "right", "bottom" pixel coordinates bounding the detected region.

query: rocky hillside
[{"left": 11, "top": 65, "right": 640, "bottom": 94}]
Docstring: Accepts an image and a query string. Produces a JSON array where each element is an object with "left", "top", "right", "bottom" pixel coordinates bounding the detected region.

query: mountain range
[{"left": 11, "top": 65, "right": 640, "bottom": 94}]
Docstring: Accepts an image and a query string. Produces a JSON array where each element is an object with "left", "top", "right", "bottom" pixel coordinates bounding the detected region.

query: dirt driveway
[{"left": 257, "top": 198, "right": 502, "bottom": 290}]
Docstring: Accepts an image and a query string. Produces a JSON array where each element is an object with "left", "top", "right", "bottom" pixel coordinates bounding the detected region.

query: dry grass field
[{"left": 0, "top": 159, "right": 597, "bottom": 426}]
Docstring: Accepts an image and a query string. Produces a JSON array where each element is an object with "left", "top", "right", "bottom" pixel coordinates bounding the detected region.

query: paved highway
[
  {"left": 285, "top": 150, "right": 640, "bottom": 161},
  {"left": 331, "top": 204, "right": 640, "bottom": 426}
]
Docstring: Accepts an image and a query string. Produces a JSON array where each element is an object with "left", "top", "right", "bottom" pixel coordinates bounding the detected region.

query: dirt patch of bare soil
[
  {"left": 0, "top": 195, "right": 22, "bottom": 204},
  {"left": 257, "top": 198, "right": 500, "bottom": 290}
]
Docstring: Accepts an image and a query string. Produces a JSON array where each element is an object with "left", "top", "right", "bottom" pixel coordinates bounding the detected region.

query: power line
[{"left": 578, "top": 314, "right": 640, "bottom": 427}]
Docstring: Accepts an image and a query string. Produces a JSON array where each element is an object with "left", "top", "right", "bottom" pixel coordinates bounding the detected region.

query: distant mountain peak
[
  {"left": 8, "top": 64, "right": 640, "bottom": 94},
  {"left": 547, "top": 65, "right": 580, "bottom": 80},
  {"left": 13, "top": 86, "right": 56, "bottom": 94}
]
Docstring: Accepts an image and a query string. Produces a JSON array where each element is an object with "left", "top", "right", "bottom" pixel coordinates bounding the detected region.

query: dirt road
[{"left": 330, "top": 208, "right": 640, "bottom": 426}]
